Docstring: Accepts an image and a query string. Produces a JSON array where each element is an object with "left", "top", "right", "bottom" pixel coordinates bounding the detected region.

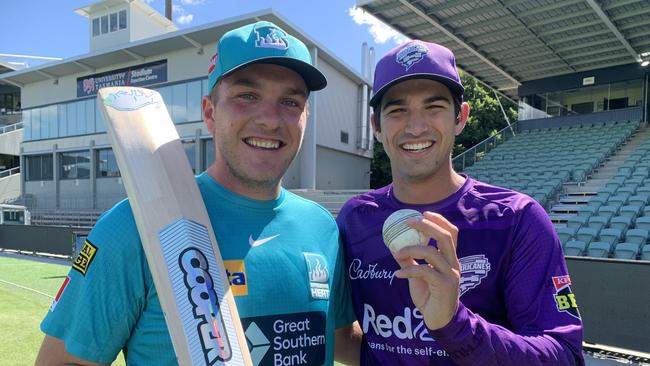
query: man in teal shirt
[{"left": 36, "top": 20, "right": 358, "bottom": 366}]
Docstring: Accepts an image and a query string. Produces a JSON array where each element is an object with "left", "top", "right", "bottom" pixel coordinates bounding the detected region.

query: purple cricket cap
[{"left": 369, "top": 40, "right": 464, "bottom": 108}]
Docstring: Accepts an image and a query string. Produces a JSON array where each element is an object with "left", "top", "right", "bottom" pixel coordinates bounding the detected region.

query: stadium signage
[
  {"left": 76, "top": 60, "right": 167, "bottom": 97},
  {"left": 582, "top": 76, "right": 595, "bottom": 86}
]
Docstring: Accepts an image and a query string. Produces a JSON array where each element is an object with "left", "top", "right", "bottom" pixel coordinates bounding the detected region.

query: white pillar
[{"left": 300, "top": 47, "right": 318, "bottom": 189}]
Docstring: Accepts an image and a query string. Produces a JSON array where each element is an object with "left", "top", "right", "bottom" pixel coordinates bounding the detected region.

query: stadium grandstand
[{"left": 358, "top": 0, "right": 650, "bottom": 362}]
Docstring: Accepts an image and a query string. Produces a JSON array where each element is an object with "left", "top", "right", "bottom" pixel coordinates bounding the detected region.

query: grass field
[
  {"left": 0, "top": 254, "right": 127, "bottom": 366},
  {"left": 0, "top": 253, "right": 345, "bottom": 365}
]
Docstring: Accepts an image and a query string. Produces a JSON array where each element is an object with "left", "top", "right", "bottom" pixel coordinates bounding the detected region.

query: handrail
[
  {"left": 0, "top": 122, "right": 23, "bottom": 135},
  {"left": 0, "top": 167, "right": 20, "bottom": 179},
  {"left": 452, "top": 119, "right": 521, "bottom": 172}
]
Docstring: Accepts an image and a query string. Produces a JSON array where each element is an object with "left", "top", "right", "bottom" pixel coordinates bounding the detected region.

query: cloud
[
  {"left": 348, "top": 7, "right": 409, "bottom": 45},
  {"left": 180, "top": 0, "right": 205, "bottom": 4},
  {"left": 143, "top": 0, "right": 154, "bottom": 3},
  {"left": 172, "top": 4, "right": 194, "bottom": 25}
]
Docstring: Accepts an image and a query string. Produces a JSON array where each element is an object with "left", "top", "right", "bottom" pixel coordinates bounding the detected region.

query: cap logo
[
  {"left": 207, "top": 53, "right": 217, "bottom": 75},
  {"left": 396, "top": 43, "right": 428, "bottom": 71},
  {"left": 254, "top": 26, "right": 289, "bottom": 50}
]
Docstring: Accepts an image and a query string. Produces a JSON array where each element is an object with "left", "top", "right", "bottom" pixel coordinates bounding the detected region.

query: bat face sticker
[{"left": 103, "top": 88, "right": 160, "bottom": 111}]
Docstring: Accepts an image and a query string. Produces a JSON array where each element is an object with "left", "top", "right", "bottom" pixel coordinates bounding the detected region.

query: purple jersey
[{"left": 337, "top": 176, "right": 584, "bottom": 365}]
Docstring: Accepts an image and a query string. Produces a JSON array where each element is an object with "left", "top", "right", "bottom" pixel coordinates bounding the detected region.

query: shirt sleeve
[
  {"left": 40, "top": 200, "right": 147, "bottom": 364},
  {"left": 429, "top": 200, "right": 585, "bottom": 366}
]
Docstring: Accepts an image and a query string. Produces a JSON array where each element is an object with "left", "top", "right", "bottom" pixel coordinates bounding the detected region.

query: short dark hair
[{"left": 373, "top": 95, "right": 462, "bottom": 132}]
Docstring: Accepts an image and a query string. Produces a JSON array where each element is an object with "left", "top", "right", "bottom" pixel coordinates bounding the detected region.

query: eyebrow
[
  {"left": 230, "top": 77, "right": 308, "bottom": 99},
  {"left": 382, "top": 95, "right": 451, "bottom": 111}
]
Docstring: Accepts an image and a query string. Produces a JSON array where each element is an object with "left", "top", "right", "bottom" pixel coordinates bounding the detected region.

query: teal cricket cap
[{"left": 207, "top": 20, "right": 327, "bottom": 93}]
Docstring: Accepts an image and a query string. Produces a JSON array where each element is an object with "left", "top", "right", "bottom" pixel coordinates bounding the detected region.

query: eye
[
  {"left": 282, "top": 99, "right": 301, "bottom": 108},
  {"left": 238, "top": 93, "right": 256, "bottom": 101},
  {"left": 387, "top": 107, "right": 406, "bottom": 115}
]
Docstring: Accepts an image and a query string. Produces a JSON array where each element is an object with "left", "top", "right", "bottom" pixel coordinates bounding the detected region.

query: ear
[
  {"left": 370, "top": 113, "right": 381, "bottom": 141},
  {"left": 455, "top": 102, "right": 470, "bottom": 136},
  {"left": 202, "top": 95, "right": 216, "bottom": 134}
]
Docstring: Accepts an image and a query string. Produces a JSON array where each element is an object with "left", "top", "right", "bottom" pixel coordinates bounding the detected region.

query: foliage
[{"left": 369, "top": 72, "right": 518, "bottom": 189}]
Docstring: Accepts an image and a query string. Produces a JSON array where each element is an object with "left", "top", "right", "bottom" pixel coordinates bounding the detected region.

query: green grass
[{"left": 0, "top": 255, "right": 128, "bottom": 365}]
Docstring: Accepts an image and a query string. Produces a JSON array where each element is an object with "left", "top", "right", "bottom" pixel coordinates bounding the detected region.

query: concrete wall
[
  {"left": 316, "top": 146, "right": 370, "bottom": 189},
  {"left": 0, "top": 129, "right": 21, "bottom": 156},
  {"left": 566, "top": 257, "right": 650, "bottom": 353},
  {"left": 0, "top": 225, "right": 77, "bottom": 257},
  {"left": 0, "top": 174, "right": 20, "bottom": 203}
]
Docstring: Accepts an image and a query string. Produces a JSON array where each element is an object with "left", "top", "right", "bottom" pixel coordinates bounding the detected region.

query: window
[
  {"left": 172, "top": 83, "right": 188, "bottom": 123},
  {"left": 92, "top": 18, "right": 100, "bottom": 36},
  {"left": 203, "top": 138, "right": 214, "bottom": 171},
  {"left": 60, "top": 151, "right": 90, "bottom": 179},
  {"left": 96, "top": 148, "right": 120, "bottom": 177},
  {"left": 101, "top": 15, "right": 108, "bottom": 34},
  {"left": 110, "top": 12, "right": 118, "bottom": 32},
  {"left": 340, "top": 131, "right": 349, "bottom": 144},
  {"left": 183, "top": 141, "right": 196, "bottom": 173},
  {"left": 119, "top": 10, "right": 127, "bottom": 30},
  {"left": 25, "top": 154, "right": 53, "bottom": 181}
]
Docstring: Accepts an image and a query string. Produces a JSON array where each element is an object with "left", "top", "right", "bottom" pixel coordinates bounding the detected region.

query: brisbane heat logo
[{"left": 552, "top": 275, "right": 580, "bottom": 319}]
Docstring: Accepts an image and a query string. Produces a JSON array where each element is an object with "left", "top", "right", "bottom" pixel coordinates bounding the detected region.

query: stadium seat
[
  {"left": 625, "top": 229, "right": 649, "bottom": 246},
  {"left": 620, "top": 204, "right": 642, "bottom": 221},
  {"left": 614, "top": 243, "right": 639, "bottom": 259},
  {"left": 642, "top": 245, "right": 650, "bottom": 261},
  {"left": 588, "top": 216, "right": 610, "bottom": 232},
  {"left": 566, "top": 216, "right": 588, "bottom": 229},
  {"left": 576, "top": 227, "right": 599, "bottom": 245},
  {"left": 634, "top": 216, "right": 650, "bottom": 231},
  {"left": 586, "top": 241, "right": 611, "bottom": 258},
  {"left": 576, "top": 205, "right": 597, "bottom": 218},
  {"left": 556, "top": 227, "right": 578, "bottom": 246},
  {"left": 618, "top": 185, "right": 637, "bottom": 196},
  {"left": 598, "top": 205, "right": 619, "bottom": 217},
  {"left": 564, "top": 240, "right": 586, "bottom": 256},
  {"left": 609, "top": 216, "right": 632, "bottom": 234},
  {"left": 599, "top": 228, "right": 623, "bottom": 248},
  {"left": 629, "top": 194, "right": 650, "bottom": 207}
]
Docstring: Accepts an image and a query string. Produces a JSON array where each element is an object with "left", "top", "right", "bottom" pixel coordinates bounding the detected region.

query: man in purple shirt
[{"left": 336, "top": 40, "right": 584, "bottom": 365}]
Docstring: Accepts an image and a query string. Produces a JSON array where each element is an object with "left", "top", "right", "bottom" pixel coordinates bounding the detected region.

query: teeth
[
  {"left": 245, "top": 137, "right": 280, "bottom": 149},
  {"left": 402, "top": 141, "right": 433, "bottom": 151}
]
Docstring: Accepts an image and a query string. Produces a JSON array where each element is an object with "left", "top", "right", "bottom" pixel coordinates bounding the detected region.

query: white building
[{"left": 0, "top": 0, "right": 373, "bottom": 211}]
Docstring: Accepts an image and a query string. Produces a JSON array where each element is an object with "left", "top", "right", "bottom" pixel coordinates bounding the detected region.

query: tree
[{"left": 369, "top": 72, "right": 518, "bottom": 189}]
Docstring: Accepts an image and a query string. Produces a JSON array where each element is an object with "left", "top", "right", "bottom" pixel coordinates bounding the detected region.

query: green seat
[{"left": 614, "top": 243, "right": 639, "bottom": 259}]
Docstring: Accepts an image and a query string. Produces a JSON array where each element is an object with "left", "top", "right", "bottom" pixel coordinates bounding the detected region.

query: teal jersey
[{"left": 41, "top": 172, "right": 355, "bottom": 365}]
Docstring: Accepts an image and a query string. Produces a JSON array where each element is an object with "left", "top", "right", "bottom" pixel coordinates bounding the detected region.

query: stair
[{"left": 550, "top": 124, "right": 650, "bottom": 223}]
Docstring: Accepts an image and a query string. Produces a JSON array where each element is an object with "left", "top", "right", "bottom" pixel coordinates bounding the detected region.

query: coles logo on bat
[{"left": 103, "top": 89, "right": 160, "bottom": 111}]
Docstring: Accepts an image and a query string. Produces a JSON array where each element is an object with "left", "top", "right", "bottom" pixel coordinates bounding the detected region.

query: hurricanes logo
[
  {"left": 254, "top": 26, "right": 289, "bottom": 50},
  {"left": 552, "top": 275, "right": 580, "bottom": 319},
  {"left": 459, "top": 255, "right": 491, "bottom": 296},
  {"left": 396, "top": 42, "right": 428, "bottom": 70}
]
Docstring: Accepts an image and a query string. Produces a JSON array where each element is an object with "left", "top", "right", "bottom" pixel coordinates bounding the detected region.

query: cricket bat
[{"left": 97, "top": 86, "right": 252, "bottom": 366}]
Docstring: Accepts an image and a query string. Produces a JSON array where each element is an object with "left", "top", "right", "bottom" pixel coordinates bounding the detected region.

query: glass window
[
  {"left": 31, "top": 108, "right": 41, "bottom": 140},
  {"left": 187, "top": 80, "right": 202, "bottom": 122},
  {"left": 23, "top": 109, "right": 31, "bottom": 141},
  {"left": 60, "top": 150, "right": 90, "bottom": 180},
  {"left": 101, "top": 15, "right": 108, "bottom": 34},
  {"left": 92, "top": 18, "right": 100, "bottom": 36},
  {"left": 77, "top": 101, "right": 87, "bottom": 135},
  {"left": 157, "top": 86, "right": 172, "bottom": 115},
  {"left": 203, "top": 138, "right": 214, "bottom": 171},
  {"left": 95, "top": 104, "right": 106, "bottom": 133},
  {"left": 25, "top": 154, "right": 53, "bottom": 181},
  {"left": 57, "top": 105, "right": 67, "bottom": 137},
  {"left": 119, "top": 10, "right": 127, "bottom": 30},
  {"left": 66, "top": 103, "right": 77, "bottom": 136},
  {"left": 110, "top": 12, "right": 118, "bottom": 32},
  {"left": 96, "top": 148, "right": 120, "bottom": 177},
  {"left": 183, "top": 140, "right": 196, "bottom": 173},
  {"left": 172, "top": 83, "right": 188, "bottom": 123},
  {"left": 85, "top": 99, "right": 95, "bottom": 134},
  {"left": 202, "top": 79, "right": 210, "bottom": 96}
]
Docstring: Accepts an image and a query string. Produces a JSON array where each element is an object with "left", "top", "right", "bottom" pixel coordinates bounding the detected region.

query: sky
[{"left": 0, "top": 0, "right": 409, "bottom": 76}]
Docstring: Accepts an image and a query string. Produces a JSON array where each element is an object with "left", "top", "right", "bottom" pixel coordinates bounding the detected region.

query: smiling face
[
  {"left": 374, "top": 78, "right": 469, "bottom": 187},
  {"left": 202, "top": 63, "right": 309, "bottom": 199}
]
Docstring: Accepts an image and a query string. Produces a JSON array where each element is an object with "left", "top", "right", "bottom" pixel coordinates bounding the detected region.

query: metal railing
[
  {"left": 0, "top": 121, "right": 23, "bottom": 135},
  {"left": 452, "top": 119, "right": 521, "bottom": 172},
  {"left": 0, "top": 167, "right": 20, "bottom": 179}
]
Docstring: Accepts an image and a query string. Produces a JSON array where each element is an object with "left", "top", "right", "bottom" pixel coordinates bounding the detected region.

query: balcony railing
[
  {"left": 0, "top": 121, "right": 23, "bottom": 135},
  {"left": 452, "top": 120, "right": 520, "bottom": 172},
  {"left": 0, "top": 167, "right": 20, "bottom": 179}
]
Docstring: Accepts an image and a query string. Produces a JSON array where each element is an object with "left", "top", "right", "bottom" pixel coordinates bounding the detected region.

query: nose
[
  {"left": 404, "top": 109, "right": 428, "bottom": 136},
  {"left": 254, "top": 100, "right": 282, "bottom": 130}
]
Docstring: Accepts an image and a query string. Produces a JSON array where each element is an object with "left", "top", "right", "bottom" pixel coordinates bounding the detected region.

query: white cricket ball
[{"left": 382, "top": 209, "right": 429, "bottom": 253}]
